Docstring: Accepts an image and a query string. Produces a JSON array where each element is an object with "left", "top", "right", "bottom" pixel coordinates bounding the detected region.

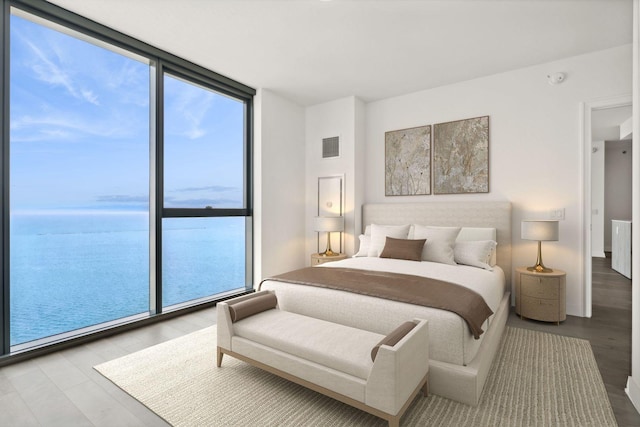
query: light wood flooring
[{"left": 0, "top": 256, "right": 638, "bottom": 426}]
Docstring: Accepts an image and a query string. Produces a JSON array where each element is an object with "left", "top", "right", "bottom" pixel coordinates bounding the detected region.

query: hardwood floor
[
  {"left": 0, "top": 309, "right": 217, "bottom": 426},
  {"left": 507, "top": 255, "right": 640, "bottom": 427},
  {"left": 0, "top": 256, "right": 638, "bottom": 426}
]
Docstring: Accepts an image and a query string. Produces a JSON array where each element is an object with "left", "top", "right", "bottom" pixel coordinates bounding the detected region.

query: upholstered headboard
[{"left": 362, "top": 201, "right": 512, "bottom": 286}]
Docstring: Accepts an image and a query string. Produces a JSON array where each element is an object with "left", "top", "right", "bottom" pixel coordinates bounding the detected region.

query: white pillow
[
  {"left": 489, "top": 248, "right": 497, "bottom": 267},
  {"left": 412, "top": 225, "right": 461, "bottom": 265},
  {"left": 454, "top": 240, "right": 497, "bottom": 270},
  {"left": 353, "top": 234, "right": 371, "bottom": 257},
  {"left": 367, "top": 224, "right": 411, "bottom": 257},
  {"left": 456, "top": 227, "right": 498, "bottom": 266}
]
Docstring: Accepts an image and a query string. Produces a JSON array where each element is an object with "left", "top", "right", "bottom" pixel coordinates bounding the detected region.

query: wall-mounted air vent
[{"left": 322, "top": 136, "right": 340, "bottom": 158}]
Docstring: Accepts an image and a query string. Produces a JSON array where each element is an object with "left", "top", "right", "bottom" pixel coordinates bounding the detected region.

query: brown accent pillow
[
  {"left": 379, "top": 237, "right": 426, "bottom": 261},
  {"left": 371, "top": 321, "right": 417, "bottom": 362},
  {"left": 228, "top": 292, "right": 277, "bottom": 322}
]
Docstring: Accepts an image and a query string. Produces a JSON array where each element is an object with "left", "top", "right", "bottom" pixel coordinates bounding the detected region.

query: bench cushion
[
  {"left": 228, "top": 292, "right": 278, "bottom": 322},
  {"left": 371, "top": 321, "right": 416, "bottom": 362},
  {"left": 233, "top": 309, "right": 383, "bottom": 379}
]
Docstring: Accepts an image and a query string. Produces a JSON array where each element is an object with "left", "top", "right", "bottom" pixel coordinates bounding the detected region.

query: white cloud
[
  {"left": 11, "top": 19, "right": 149, "bottom": 145},
  {"left": 186, "top": 128, "right": 206, "bottom": 139},
  {"left": 81, "top": 90, "right": 99, "bottom": 105},
  {"left": 167, "top": 78, "right": 215, "bottom": 140},
  {"left": 11, "top": 113, "right": 131, "bottom": 143},
  {"left": 105, "top": 62, "right": 148, "bottom": 107},
  {"left": 22, "top": 37, "right": 100, "bottom": 106}
]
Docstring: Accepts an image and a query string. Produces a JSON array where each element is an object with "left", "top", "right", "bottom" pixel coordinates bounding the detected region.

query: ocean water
[{"left": 10, "top": 212, "right": 245, "bottom": 346}]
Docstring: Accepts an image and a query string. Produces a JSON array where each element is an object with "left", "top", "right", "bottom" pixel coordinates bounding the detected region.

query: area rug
[{"left": 95, "top": 326, "right": 617, "bottom": 426}]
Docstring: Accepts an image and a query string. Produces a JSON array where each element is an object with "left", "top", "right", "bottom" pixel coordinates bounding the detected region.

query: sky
[{"left": 10, "top": 13, "right": 245, "bottom": 213}]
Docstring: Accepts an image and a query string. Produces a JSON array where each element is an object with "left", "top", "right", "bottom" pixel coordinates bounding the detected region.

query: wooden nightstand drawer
[
  {"left": 521, "top": 275, "right": 559, "bottom": 299},
  {"left": 521, "top": 295, "right": 560, "bottom": 321},
  {"left": 311, "top": 253, "right": 347, "bottom": 266},
  {"left": 515, "top": 267, "right": 566, "bottom": 324}
]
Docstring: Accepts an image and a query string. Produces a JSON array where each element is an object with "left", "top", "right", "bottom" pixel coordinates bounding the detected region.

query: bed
[{"left": 260, "top": 201, "right": 511, "bottom": 406}]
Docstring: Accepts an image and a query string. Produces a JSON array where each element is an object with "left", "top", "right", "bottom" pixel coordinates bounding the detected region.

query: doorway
[{"left": 582, "top": 95, "right": 632, "bottom": 317}]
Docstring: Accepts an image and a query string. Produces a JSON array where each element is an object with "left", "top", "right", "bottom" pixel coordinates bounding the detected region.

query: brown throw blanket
[{"left": 263, "top": 267, "right": 493, "bottom": 339}]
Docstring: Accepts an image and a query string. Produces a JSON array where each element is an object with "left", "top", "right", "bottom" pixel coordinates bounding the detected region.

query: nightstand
[
  {"left": 311, "top": 253, "right": 348, "bottom": 266},
  {"left": 515, "top": 267, "right": 566, "bottom": 324}
]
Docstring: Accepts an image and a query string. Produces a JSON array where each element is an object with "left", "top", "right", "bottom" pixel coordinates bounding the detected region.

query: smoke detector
[{"left": 547, "top": 72, "right": 566, "bottom": 85}]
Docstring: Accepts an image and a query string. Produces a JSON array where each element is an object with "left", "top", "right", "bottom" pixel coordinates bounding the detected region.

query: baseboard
[
  {"left": 591, "top": 250, "right": 606, "bottom": 258},
  {"left": 566, "top": 302, "right": 585, "bottom": 318},
  {"left": 625, "top": 376, "right": 640, "bottom": 415}
]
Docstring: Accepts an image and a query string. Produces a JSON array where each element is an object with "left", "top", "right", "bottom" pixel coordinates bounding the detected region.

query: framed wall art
[
  {"left": 433, "top": 116, "right": 489, "bottom": 194},
  {"left": 385, "top": 125, "right": 431, "bottom": 196}
]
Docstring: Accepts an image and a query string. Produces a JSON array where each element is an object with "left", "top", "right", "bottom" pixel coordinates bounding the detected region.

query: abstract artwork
[
  {"left": 433, "top": 116, "right": 489, "bottom": 194},
  {"left": 385, "top": 125, "right": 431, "bottom": 196}
]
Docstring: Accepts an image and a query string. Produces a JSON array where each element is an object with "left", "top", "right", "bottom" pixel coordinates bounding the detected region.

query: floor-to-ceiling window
[
  {"left": 9, "top": 11, "right": 152, "bottom": 348},
  {"left": 2, "top": 2, "right": 254, "bottom": 356},
  {"left": 161, "top": 74, "right": 248, "bottom": 309}
]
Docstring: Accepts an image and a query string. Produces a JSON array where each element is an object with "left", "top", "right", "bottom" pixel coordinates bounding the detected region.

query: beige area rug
[{"left": 95, "top": 326, "right": 617, "bottom": 426}]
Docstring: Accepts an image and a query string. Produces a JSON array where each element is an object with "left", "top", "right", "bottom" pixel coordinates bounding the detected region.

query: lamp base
[
  {"left": 526, "top": 264, "right": 554, "bottom": 273},
  {"left": 320, "top": 232, "right": 340, "bottom": 257},
  {"left": 527, "top": 240, "right": 553, "bottom": 273},
  {"left": 319, "top": 249, "right": 339, "bottom": 257}
]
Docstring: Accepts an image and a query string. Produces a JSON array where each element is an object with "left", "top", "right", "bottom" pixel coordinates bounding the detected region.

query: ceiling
[
  {"left": 45, "top": 0, "right": 632, "bottom": 106},
  {"left": 592, "top": 105, "right": 632, "bottom": 142}
]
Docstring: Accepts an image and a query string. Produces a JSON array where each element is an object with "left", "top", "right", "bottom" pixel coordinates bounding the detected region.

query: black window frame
[{"left": 0, "top": 0, "right": 254, "bottom": 358}]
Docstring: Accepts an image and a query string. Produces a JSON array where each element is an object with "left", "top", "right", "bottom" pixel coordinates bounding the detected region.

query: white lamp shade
[
  {"left": 521, "top": 220, "right": 559, "bottom": 241},
  {"left": 314, "top": 216, "right": 344, "bottom": 232}
]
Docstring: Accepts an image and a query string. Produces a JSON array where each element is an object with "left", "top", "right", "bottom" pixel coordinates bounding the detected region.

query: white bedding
[{"left": 260, "top": 257, "right": 507, "bottom": 366}]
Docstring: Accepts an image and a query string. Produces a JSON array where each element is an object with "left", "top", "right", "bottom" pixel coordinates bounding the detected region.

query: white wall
[
  {"left": 363, "top": 45, "right": 632, "bottom": 317},
  {"left": 604, "top": 140, "right": 633, "bottom": 250},
  {"left": 626, "top": 0, "right": 640, "bottom": 412},
  {"left": 254, "top": 89, "right": 306, "bottom": 282},
  {"left": 591, "top": 140, "right": 606, "bottom": 257},
  {"left": 305, "top": 97, "right": 365, "bottom": 261}
]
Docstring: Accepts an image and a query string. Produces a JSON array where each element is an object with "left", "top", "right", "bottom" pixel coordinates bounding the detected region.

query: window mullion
[
  {"left": 1, "top": 0, "right": 10, "bottom": 356},
  {"left": 152, "top": 61, "right": 164, "bottom": 315}
]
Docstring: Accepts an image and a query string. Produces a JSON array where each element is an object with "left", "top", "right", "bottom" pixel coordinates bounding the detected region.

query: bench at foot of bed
[{"left": 216, "top": 291, "right": 430, "bottom": 427}]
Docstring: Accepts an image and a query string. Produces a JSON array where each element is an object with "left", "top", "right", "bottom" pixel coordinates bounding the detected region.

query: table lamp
[
  {"left": 314, "top": 216, "right": 344, "bottom": 256},
  {"left": 521, "top": 220, "right": 559, "bottom": 273}
]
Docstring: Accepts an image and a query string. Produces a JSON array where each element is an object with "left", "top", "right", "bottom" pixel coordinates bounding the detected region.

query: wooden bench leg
[
  {"left": 421, "top": 378, "right": 429, "bottom": 397},
  {"left": 217, "top": 346, "right": 223, "bottom": 367}
]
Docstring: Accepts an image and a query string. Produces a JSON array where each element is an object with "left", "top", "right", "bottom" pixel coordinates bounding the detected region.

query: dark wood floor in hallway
[{"left": 508, "top": 255, "right": 640, "bottom": 426}]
